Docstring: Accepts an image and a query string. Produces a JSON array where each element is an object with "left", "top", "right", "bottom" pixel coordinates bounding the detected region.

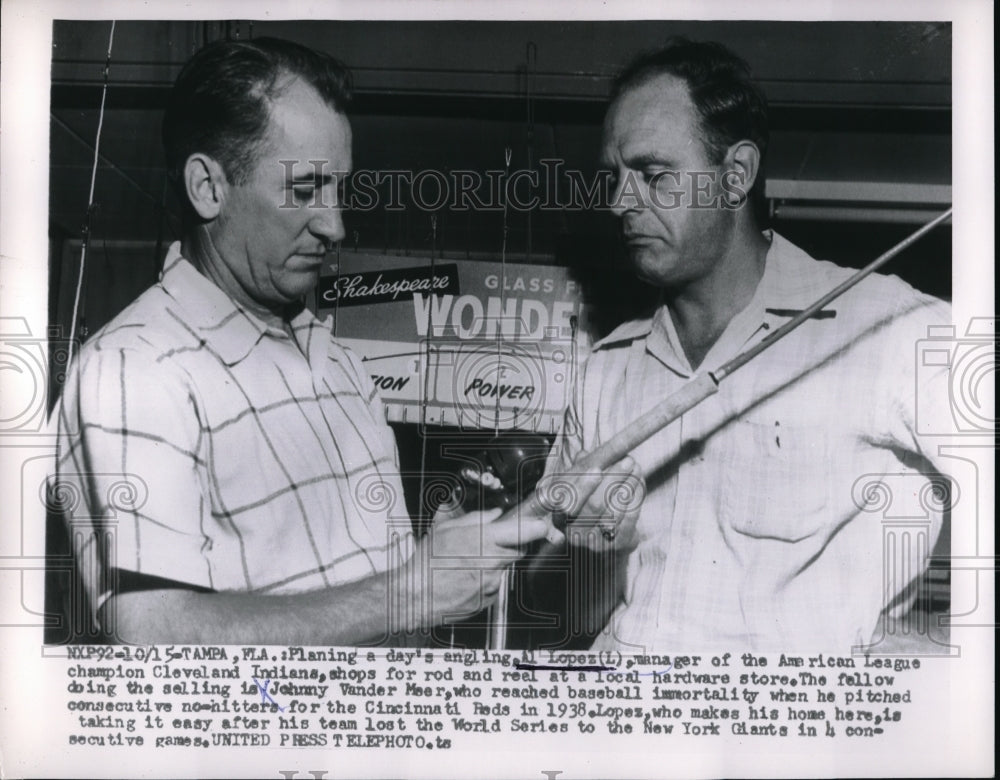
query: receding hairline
[
  {"left": 607, "top": 70, "right": 697, "bottom": 114},
  {"left": 603, "top": 71, "right": 709, "bottom": 147},
  {"left": 238, "top": 72, "right": 351, "bottom": 175}
]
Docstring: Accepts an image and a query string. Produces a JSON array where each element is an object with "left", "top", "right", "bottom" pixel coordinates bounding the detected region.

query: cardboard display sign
[{"left": 316, "top": 252, "right": 589, "bottom": 432}]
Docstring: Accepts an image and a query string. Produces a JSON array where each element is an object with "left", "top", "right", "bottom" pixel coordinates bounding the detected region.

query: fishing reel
[{"left": 457, "top": 432, "right": 552, "bottom": 511}]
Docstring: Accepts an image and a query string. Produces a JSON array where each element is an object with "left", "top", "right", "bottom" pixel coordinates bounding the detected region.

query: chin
[
  {"left": 632, "top": 259, "right": 677, "bottom": 289},
  {"left": 278, "top": 276, "right": 321, "bottom": 303}
]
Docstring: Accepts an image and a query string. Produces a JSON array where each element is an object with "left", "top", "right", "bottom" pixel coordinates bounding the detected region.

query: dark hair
[
  {"left": 611, "top": 38, "right": 769, "bottom": 166},
  {"left": 162, "top": 37, "right": 353, "bottom": 192}
]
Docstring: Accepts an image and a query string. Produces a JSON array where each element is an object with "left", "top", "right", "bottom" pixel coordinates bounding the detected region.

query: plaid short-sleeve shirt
[
  {"left": 554, "top": 232, "right": 954, "bottom": 653},
  {"left": 56, "top": 243, "right": 413, "bottom": 623}
]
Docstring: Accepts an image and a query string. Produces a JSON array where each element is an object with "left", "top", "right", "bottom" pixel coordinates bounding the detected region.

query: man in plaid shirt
[{"left": 55, "top": 37, "right": 639, "bottom": 645}]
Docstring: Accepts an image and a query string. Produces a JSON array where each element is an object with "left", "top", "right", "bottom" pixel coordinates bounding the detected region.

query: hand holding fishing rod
[{"left": 462, "top": 207, "right": 952, "bottom": 649}]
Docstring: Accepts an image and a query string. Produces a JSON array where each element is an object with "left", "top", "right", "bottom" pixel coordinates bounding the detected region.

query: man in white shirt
[{"left": 550, "top": 39, "right": 953, "bottom": 651}]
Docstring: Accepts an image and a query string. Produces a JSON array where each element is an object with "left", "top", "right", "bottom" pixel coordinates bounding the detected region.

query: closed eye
[{"left": 292, "top": 185, "right": 316, "bottom": 203}]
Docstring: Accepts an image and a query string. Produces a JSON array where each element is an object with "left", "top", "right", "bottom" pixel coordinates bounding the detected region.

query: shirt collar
[
  {"left": 619, "top": 231, "right": 838, "bottom": 375},
  {"left": 159, "top": 242, "right": 331, "bottom": 365},
  {"left": 755, "top": 230, "right": 841, "bottom": 314},
  {"left": 592, "top": 316, "right": 655, "bottom": 350}
]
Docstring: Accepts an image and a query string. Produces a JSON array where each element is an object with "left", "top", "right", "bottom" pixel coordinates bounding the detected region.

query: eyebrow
[
  {"left": 622, "top": 152, "right": 678, "bottom": 169},
  {"left": 599, "top": 151, "right": 678, "bottom": 171}
]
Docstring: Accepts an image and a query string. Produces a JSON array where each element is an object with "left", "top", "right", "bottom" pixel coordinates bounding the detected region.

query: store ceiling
[{"left": 48, "top": 20, "right": 952, "bottom": 255}]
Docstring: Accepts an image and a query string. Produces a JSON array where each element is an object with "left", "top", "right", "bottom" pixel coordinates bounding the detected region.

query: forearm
[
  {"left": 104, "top": 567, "right": 413, "bottom": 646},
  {"left": 100, "top": 492, "right": 554, "bottom": 646}
]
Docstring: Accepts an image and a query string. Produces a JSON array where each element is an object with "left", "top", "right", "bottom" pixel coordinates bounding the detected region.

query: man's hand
[
  {"left": 533, "top": 456, "right": 645, "bottom": 552},
  {"left": 103, "top": 504, "right": 549, "bottom": 645},
  {"left": 401, "top": 506, "right": 550, "bottom": 631}
]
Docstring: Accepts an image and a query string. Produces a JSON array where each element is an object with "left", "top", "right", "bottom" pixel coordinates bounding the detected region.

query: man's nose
[
  {"left": 310, "top": 202, "right": 347, "bottom": 247},
  {"left": 609, "top": 173, "right": 643, "bottom": 218}
]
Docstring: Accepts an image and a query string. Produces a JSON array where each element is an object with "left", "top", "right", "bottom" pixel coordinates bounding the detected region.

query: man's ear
[
  {"left": 183, "top": 153, "right": 228, "bottom": 220},
  {"left": 723, "top": 140, "right": 761, "bottom": 206}
]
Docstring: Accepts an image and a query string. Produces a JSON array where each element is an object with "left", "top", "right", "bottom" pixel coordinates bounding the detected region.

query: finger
[
  {"left": 481, "top": 571, "right": 505, "bottom": 597},
  {"left": 519, "top": 487, "right": 556, "bottom": 519},
  {"left": 532, "top": 469, "right": 602, "bottom": 517},
  {"left": 593, "top": 462, "right": 644, "bottom": 519},
  {"left": 567, "top": 456, "right": 639, "bottom": 517},
  {"left": 489, "top": 514, "right": 549, "bottom": 548},
  {"left": 575, "top": 480, "right": 622, "bottom": 523},
  {"left": 544, "top": 524, "right": 566, "bottom": 546},
  {"left": 613, "top": 455, "right": 639, "bottom": 475},
  {"left": 432, "top": 487, "right": 467, "bottom": 522},
  {"left": 442, "top": 506, "right": 503, "bottom": 530}
]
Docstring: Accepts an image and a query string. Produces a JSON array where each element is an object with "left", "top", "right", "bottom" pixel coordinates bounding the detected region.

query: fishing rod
[{"left": 481, "top": 206, "right": 953, "bottom": 649}]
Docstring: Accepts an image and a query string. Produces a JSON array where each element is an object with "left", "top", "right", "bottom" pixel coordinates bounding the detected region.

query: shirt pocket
[{"left": 720, "top": 419, "right": 832, "bottom": 542}]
